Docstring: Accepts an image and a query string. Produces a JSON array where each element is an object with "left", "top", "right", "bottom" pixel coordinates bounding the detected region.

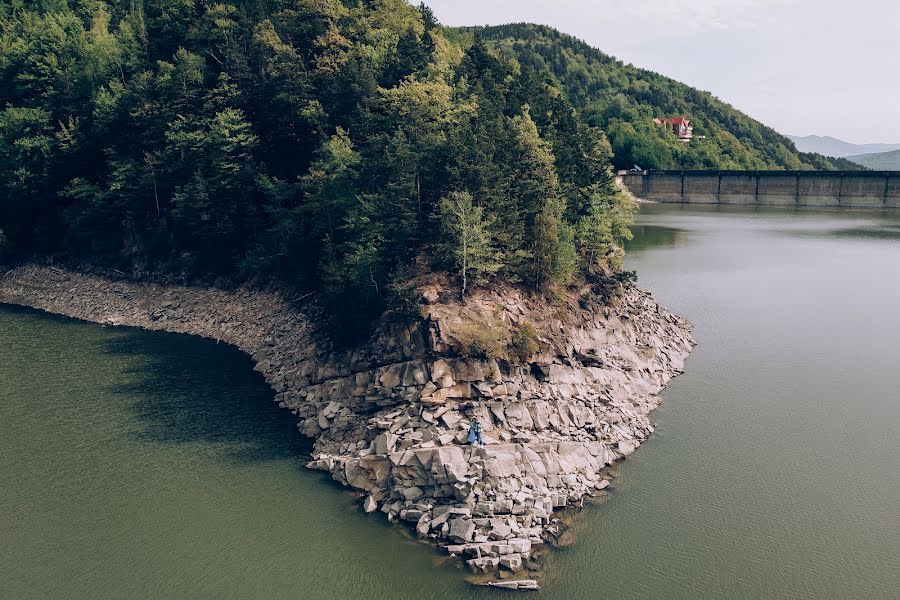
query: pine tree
[
  {"left": 0, "top": 0, "right": 650, "bottom": 339},
  {"left": 302, "top": 127, "right": 360, "bottom": 242}
]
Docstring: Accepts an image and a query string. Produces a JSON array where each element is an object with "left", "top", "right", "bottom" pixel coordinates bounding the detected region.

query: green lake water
[{"left": 2, "top": 204, "right": 898, "bottom": 598}]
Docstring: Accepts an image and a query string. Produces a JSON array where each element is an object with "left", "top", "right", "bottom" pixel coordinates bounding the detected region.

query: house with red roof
[{"left": 654, "top": 117, "right": 694, "bottom": 142}]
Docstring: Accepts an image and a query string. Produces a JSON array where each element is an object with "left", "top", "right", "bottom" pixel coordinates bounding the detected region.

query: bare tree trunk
[
  {"left": 461, "top": 224, "right": 467, "bottom": 302},
  {"left": 144, "top": 154, "right": 160, "bottom": 216},
  {"left": 416, "top": 170, "right": 421, "bottom": 217},
  {"left": 152, "top": 172, "right": 159, "bottom": 216}
]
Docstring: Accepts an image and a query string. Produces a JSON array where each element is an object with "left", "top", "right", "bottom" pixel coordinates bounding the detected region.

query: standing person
[{"left": 467, "top": 418, "right": 483, "bottom": 447}]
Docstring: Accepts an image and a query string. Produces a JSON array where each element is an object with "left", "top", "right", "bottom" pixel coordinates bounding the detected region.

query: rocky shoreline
[{"left": 0, "top": 265, "right": 694, "bottom": 587}]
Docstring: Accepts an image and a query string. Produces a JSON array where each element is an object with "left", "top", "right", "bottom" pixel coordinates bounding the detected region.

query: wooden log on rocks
[{"left": 475, "top": 579, "right": 540, "bottom": 591}]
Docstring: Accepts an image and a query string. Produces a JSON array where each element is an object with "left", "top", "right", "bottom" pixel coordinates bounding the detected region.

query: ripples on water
[{"left": 1, "top": 204, "right": 898, "bottom": 599}]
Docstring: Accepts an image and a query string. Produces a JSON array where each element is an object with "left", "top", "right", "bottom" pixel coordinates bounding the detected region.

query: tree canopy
[
  {"left": 0, "top": 3, "right": 708, "bottom": 340},
  {"left": 465, "top": 24, "right": 865, "bottom": 172}
]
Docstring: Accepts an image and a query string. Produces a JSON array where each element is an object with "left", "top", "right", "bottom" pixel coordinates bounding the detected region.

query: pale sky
[{"left": 423, "top": 0, "right": 900, "bottom": 144}]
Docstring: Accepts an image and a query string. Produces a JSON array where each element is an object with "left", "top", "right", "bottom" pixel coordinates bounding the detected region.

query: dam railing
[{"left": 619, "top": 170, "right": 900, "bottom": 208}]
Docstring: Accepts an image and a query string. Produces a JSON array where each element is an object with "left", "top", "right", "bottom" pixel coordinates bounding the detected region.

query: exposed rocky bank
[{"left": 0, "top": 265, "right": 693, "bottom": 587}]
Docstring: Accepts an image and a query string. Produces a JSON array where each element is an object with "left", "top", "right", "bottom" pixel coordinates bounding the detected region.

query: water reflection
[
  {"left": 101, "top": 330, "right": 311, "bottom": 464},
  {"left": 625, "top": 224, "right": 684, "bottom": 252},
  {"left": 778, "top": 222, "right": 900, "bottom": 242},
  {"left": 824, "top": 224, "right": 900, "bottom": 241}
]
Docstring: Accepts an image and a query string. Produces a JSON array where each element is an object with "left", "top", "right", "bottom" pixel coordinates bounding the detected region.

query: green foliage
[
  {"left": 457, "top": 318, "right": 508, "bottom": 361},
  {"left": 385, "top": 270, "right": 422, "bottom": 325},
  {"left": 436, "top": 191, "right": 502, "bottom": 300},
  {"left": 302, "top": 127, "right": 360, "bottom": 241},
  {"left": 506, "top": 108, "right": 560, "bottom": 232},
  {"left": 0, "top": 106, "right": 55, "bottom": 253},
  {"left": 473, "top": 24, "right": 863, "bottom": 172},
  {"left": 576, "top": 187, "right": 636, "bottom": 272},
  {"left": 530, "top": 199, "right": 577, "bottom": 292},
  {"left": 585, "top": 269, "right": 639, "bottom": 305},
  {"left": 510, "top": 321, "right": 539, "bottom": 363},
  {"left": 0, "top": 2, "right": 642, "bottom": 339},
  {"left": 458, "top": 318, "right": 539, "bottom": 363}
]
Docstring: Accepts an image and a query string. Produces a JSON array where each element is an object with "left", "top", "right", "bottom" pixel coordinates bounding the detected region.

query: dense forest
[
  {"left": 467, "top": 24, "right": 864, "bottom": 172},
  {"left": 0, "top": 1, "right": 636, "bottom": 338},
  {"left": 1, "top": 3, "right": 862, "bottom": 339}
]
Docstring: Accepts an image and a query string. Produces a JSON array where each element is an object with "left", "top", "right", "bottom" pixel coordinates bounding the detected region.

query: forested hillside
[
  {"left": 467, "top": 24, "right": 863, "bottom": 172},
  {"left": 845, "top": 150, "right": 900, "bottom": 171},
  {"left": 0, "top": 1, "right": 633, "bottom": 338}
]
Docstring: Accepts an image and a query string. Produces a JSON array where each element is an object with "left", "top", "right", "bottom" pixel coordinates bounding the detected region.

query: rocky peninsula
[{"left": 0, "top": 265, "right": 693, "bottom": 588}]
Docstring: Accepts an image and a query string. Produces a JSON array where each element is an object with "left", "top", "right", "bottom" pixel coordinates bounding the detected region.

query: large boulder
[
  {"left": 431, "top": 446, "right": 469, "bottom": 483},
  {"left": 448, "top": 518, "right": 475, "bottom": 543}
]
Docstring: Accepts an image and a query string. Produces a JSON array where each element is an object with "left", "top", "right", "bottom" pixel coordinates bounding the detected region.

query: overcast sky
[{"left": 423, "top": 0, "right": 900, "bottom": 144}]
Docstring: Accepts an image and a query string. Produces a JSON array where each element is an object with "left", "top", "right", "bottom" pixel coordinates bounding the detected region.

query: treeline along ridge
[{"left": 0, "top": 2, "right": 852, "bottom": 338}]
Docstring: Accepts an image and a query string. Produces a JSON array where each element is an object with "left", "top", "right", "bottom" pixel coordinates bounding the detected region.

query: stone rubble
[{"left": 0, "top": 265, "right": 694, "bottom": 583}]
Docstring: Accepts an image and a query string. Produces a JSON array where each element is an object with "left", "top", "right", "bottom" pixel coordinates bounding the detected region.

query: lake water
[{"left": 1, "top": 204, "right": 898, "bottom": 599}]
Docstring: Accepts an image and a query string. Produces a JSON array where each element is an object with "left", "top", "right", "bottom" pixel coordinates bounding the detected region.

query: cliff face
[{"left": 0, "top": 265, "right": 693, "bottom": 585}]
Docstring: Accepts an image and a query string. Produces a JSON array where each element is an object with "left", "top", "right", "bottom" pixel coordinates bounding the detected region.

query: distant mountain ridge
[
  {"left": 787, "top": 135, "right": 900, "bottom": 158},
  {"left": 845, "top": 149, "right": 900, "bottom": 171}
]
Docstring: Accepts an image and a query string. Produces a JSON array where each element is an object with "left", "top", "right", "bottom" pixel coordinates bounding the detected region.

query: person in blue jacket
[{"left": 467, "top": 418, "right": 483, "bottom": 447}]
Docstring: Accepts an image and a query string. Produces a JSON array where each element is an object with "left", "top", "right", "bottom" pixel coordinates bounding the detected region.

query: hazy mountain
[
  {"left": 787, "top": 135, "right": 900, "bottom": 158},
  {"left": 845, "top": 149, "right": 900, "bottom": 171}
]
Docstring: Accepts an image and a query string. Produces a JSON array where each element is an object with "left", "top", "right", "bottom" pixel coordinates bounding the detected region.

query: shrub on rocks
[
  {"left": 510, "top": 321, "right": 539, "bottom": 363},
  {"left": 457, "top": 319, "right": 508, "bottom": 361}
]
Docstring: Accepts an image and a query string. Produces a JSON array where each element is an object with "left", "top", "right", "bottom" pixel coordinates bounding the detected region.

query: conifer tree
[{"left": 0, "top": 0, "right": 649, "bottom": 337}]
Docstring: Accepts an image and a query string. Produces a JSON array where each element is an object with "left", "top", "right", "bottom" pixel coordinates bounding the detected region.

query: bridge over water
[{"left": 619, "top": 170, "right": 900, "bottom": 208}]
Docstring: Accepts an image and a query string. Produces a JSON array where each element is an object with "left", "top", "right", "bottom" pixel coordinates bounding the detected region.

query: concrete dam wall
[{"left": 620, "top": 171, "right": 900, "bottom": 208}]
